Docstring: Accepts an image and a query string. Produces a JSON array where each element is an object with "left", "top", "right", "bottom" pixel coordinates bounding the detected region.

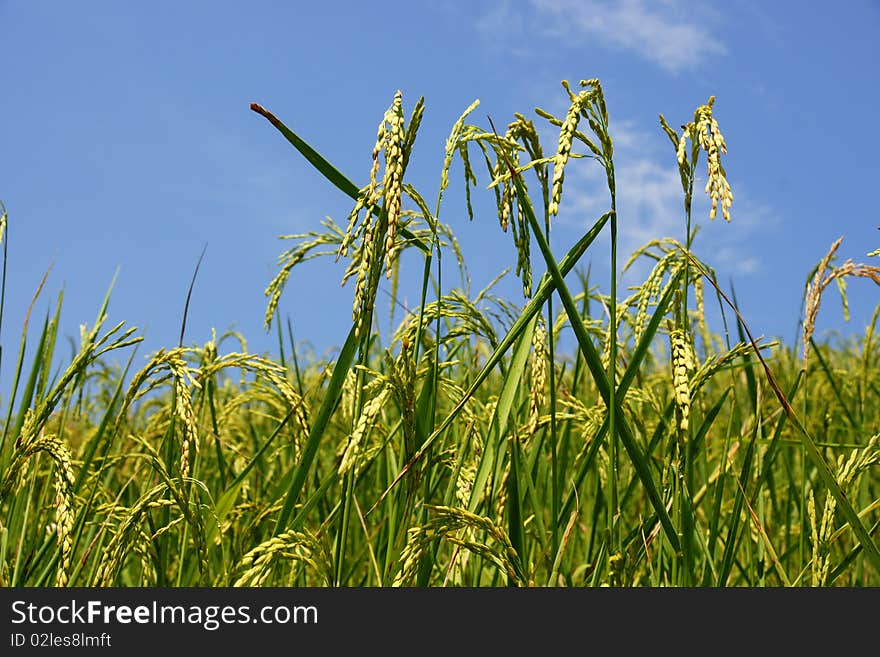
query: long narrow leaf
[
  {"left": 510, "top": 169, "right": 681, "bottom": 553},
  {"left": 276, "top": 324, "right": 360, "bottom": 533},
  {"left": 369, "top": 212, "right": 611, "bottom": 513}
]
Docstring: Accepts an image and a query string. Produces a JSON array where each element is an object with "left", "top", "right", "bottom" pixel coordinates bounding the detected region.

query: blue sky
[{"left": 2, "top": 0, "right": 879, "bottom": 395}]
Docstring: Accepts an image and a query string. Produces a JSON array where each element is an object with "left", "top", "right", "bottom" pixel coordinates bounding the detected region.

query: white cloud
[
  {"left": 474, "top": 1, "right": 532, "bottom": 57},
  {"left": 551, "top": 120, "right": 772, "bottom": 285},
  {"left": 524, "top": 0, "right": 727, "bottom": 73}
]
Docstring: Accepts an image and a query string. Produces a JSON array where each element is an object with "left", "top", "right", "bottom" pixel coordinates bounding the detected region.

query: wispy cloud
[
  {"left": 554, "top": 149, "right": 685, "bottom": 284},
  {"left": 479, "top": 0, "right": 726, "bottom": 73},
  {"left": 474, "top": 1, "right": 533, "bottom": 57},
  {"left": 552, "top": 120, "right": 773, "bottom": 284}
]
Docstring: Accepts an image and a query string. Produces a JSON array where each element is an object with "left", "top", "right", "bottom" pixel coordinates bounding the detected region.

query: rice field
[{"left": 1, "top": 80, "right": 878, "bottom": 587}]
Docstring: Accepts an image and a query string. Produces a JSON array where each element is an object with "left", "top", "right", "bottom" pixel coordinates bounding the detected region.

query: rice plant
[{"left": 1, "top": 81, "right": 878, "bottom": 588}]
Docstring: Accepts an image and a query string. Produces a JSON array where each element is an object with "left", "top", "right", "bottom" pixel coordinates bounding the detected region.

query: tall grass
[{"left": 1, "top": 82, "right": 878, "bottom": 587}]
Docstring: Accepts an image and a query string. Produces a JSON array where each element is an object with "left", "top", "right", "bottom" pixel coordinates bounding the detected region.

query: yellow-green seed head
[{"left": 669, "top": 329, "right": 695, "bottom": 431}]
